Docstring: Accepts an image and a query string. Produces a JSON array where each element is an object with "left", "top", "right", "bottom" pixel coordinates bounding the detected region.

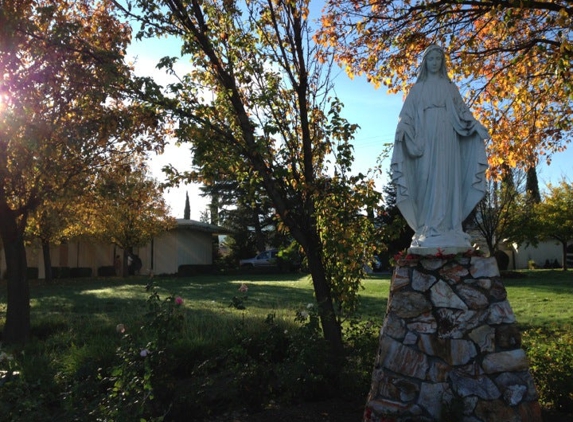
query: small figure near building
[
  {"left": 128, "top": 253, "right": 142, "bottom": 275},
  {"left": 114, "top": 255, "right": 122, "bottom": 276}
]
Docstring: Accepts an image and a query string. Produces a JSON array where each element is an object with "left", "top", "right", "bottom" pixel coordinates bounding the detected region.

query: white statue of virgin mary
[{"left": 390, "top": 45, "right": 490, "bottom": 253}]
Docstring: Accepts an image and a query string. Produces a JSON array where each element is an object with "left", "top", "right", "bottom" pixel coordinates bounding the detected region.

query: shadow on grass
[
  {"left": 3, "top": 273, "right": 391, "bottom": 347},
  {"left": 504, "top": 276, "right": 573, "bottom": 295},
  {"left": 0, "top": 275, "right": 310, "bottom": 344}
]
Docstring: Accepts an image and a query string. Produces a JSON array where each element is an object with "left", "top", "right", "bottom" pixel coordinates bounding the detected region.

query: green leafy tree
[
  {"left": 91, "top": 157, "right": 176, "bottom": 277},
  {"left": 222, "top": 202, "right": 273, "bottom": 262},
  {"left": 164, "top": 132, "right": 276, "bottom": 255},
  {"left": 115, "top": 0, "right": 381, "bottom": 353},
  {"left": 534, "top": 180, "right": 573, "bottom": 271},
  {"left": 202, "top": 178, "right": 278, "bottom": 258},
  {"left": 0, "top": 0, "right": 167, "bottom": 343}
]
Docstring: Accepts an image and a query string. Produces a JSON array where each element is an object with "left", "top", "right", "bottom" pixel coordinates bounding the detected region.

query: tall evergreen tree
[
  {"left": 526, "top": 166, "right": 541, "bottom": 204},
  {"left": 184, "top": 191, "right": 190, "bottom": 220}
]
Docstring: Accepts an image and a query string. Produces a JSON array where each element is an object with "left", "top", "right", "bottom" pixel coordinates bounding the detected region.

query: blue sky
[{"left": 126, "top": 21, "right": 572, "bottom": 220}]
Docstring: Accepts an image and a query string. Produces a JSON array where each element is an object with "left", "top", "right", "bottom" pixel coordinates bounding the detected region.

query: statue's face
[{"left": 425, "top": 50, "right": 442, "bottom": 75}]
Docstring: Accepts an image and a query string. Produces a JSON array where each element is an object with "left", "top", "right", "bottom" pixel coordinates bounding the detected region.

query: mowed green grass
[
  {"left": 502, "top": 270, "right": 573, "bottom": 328},
  {"left": 361, "top": 270, "right": 573, "bottom": 330},
  {"left": 18, "top": 273, "right": 321, "bottom": 348},
  {"left": 27, "top": 273, "right": 318, "bottom": 324},
  {"left": 12, "top": 268, "right": 571, "bottom": 337}
]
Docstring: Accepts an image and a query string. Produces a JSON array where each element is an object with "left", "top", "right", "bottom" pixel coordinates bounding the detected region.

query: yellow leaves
[
  {"left": 319, "top": 14, "right": 334, "bottom": 30},
  {"left": 489, "top": 154, "right": 505, "bottom": 168},
  {"left": 556, "top": 7, "right": 570, "bottom": 26},
  {"left": 505, "top": 155, "right": 518, "bottom": 169},
  {"left": 560, "top": 39, "right": 570, "bottom": 54},
  {"left": 346, "top": 66, "right": 355, "bottom": 80}
]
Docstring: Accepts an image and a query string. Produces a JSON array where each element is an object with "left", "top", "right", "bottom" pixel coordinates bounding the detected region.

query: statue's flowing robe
[{"left": 391, "top": 78, "right": 489, "bottom": 248}]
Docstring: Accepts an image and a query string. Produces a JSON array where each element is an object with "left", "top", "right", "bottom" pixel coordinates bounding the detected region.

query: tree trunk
[
  {"left": 42, "top": 240, "right": 53, "bottom": 282},
  {"left": 305, "top": 246, "right": 344, "bottom": 356},
  {"left": 210, "top": 194, "right": 220, "bottom": 253},
  {"left": 0, "top": 205, "right": 30, "bottom": 344},
  {"left": 485, "top": 236, "right": 495, "bottom": 258},
  {"left": 562, "top": 240, "right": 568, "bottom": 271}
]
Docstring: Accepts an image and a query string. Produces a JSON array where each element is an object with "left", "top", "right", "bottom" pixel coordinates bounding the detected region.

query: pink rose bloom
[
  {"left": 174, "top": 296, "right": 184, "bottom": 305},
  {"left": 238, "top": 283, "right": 248, "bottom": 293}
]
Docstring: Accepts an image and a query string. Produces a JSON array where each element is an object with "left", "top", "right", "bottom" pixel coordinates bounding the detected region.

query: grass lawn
[
  {"left": 502, "top": 270, "right": 573, "bottom": 328},
  {"left": 26, "top": 273, "right": 322, "bottom": 345},
  {"left": 0, "top": 269, "right": 571, "bottom": 421},
  {"left": 20, "top": 269, "right": 572, "bottom": 331}
]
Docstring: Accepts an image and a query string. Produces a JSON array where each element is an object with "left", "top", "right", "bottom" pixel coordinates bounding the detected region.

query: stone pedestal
[{"left": 364, "top": 255, "right": 542, "bottom": 422}]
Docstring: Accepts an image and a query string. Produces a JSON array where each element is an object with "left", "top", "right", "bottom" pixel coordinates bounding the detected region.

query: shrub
[
  {"left": 277, "top": 242, "right": 303, "bottom": 272},
  {"left": 340, "top": 317, "right": 379, "bottom": 398},
  {"left": 277, "top": 308, "right": 338, "bottom": 402},
  {"left": 2, "top": 267, "right": 39, "bottom": 280},
  {"left": 500, "top": 270, "right": 527, "bottom": 279},
  {"left": 94, "top": 283, "right": 187, "bottom": 421},
  {"left": 178, "top": 264, "right": 213, "bottom": 276},
  {"left": 51, "top": 267, "right": 70, "bottom": 279},
  {"left": 169, "top": 307, "right": 340, "bottom": 420},
  {"left": 70, "top": 267, "right": 92, "bottom": 278},
  {"left": 0, "top": 346, "right": 60, "bottom": 422},
  {"left": 98, "top": 266, "right": 116, "bottom": 276},
  {"left": 523, "top": 326, "right": 573, "bottom": 413}
]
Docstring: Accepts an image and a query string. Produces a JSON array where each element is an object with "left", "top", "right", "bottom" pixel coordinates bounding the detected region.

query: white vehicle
[{"left": 239, "top": 249, "right": 278, "bottom": 267}]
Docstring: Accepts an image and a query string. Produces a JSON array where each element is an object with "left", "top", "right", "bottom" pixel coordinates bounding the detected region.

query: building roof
[{"left": 175, "top": 218, "right": 233, "bottom": 235}]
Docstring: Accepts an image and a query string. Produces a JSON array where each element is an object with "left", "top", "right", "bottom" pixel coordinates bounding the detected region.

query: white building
[
  {"left": 1, "top": 219, "right": 230, "bottom": 279},
  {"left": 501, "top": 240, "right": 573, "bottom": 270}
]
